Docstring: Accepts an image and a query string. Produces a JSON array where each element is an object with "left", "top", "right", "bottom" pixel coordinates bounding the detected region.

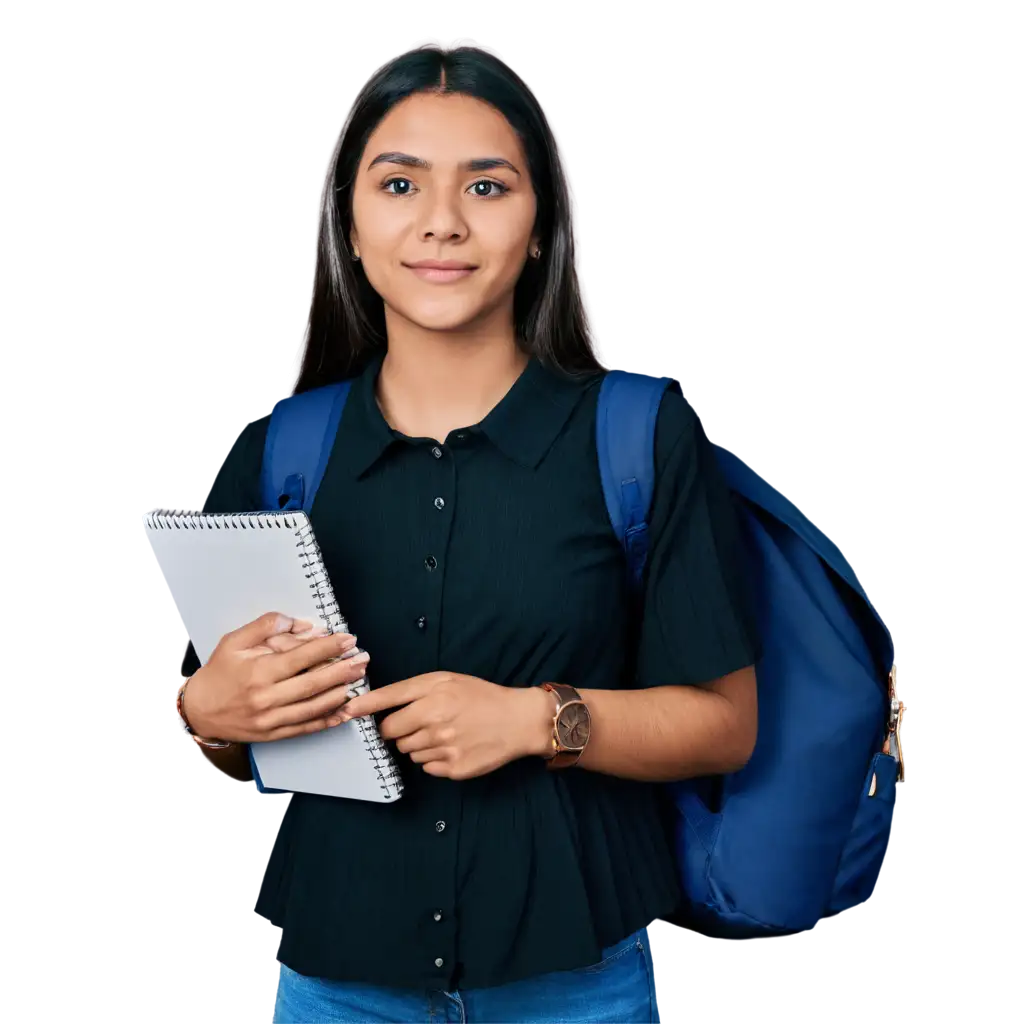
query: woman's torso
[{"left": 182, "top": 347, "right": 751, "bottom": 990}]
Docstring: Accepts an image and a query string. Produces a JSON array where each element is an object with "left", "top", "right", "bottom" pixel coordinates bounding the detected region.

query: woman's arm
[
  {"left": 180, "top": 667, "right": 256, "bottom": 781},
  {"left": 196, "top": 741, "right": 254, "bottom": 782},
  {"left": 339, "top": 665, "right": 757, "bottom": 783},
  {"left": 517, "top": 665, "right": 758, "bottom": 782},
  {"left": 169, "top": 679, "right": 253, "bottom": 782}
]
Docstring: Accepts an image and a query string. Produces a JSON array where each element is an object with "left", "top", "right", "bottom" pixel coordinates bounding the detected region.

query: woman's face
[{"left": 349, "top": 91, "right": 539, "bottom": 334}]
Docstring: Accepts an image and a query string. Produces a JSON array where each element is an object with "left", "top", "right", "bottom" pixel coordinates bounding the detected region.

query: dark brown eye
[
  {"left": 382, "top": 177, "right": 413, "bottom": 196},
  {"left": 471, "top": 180, "right": 509, "bottom": 198}
]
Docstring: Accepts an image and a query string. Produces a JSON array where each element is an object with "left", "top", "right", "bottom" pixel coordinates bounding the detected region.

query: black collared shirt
[{"left": 180, "top": 348, "right": 760, "bottom": 991}]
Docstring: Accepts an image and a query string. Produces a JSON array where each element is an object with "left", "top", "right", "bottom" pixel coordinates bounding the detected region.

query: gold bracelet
[{"left": 176, "top": 676, "right": 236, "bottom": 750}]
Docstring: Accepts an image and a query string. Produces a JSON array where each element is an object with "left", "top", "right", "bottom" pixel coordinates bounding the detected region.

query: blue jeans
[{"left": 273, "top": 927, "right": 660, "bottom": 1023}]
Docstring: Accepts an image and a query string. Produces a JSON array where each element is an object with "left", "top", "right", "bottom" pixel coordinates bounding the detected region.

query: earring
[
  {"left": 351, "top": 250, "right": 360, "bottom": 262},
  {"left": 531, "top": 246, "right": 541, "bottom": 259}
]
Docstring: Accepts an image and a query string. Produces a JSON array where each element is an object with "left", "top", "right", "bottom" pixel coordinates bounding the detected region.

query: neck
[{"left": 375, "top": 330, "right": 530, "bottom": 444}]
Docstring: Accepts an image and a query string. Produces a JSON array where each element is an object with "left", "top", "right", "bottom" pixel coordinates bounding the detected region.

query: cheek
[
  {"left": 468, "top": 233, "right": 532, "bottom": 299},
  {"left": 481, "top": 214, "right": 534, "bottom": 264},
  {"left": 351, "top": 188, "right": 406, "bottom": 251},
  {"left": 349, "top": 216, "right": 422, "bottom": 308}
]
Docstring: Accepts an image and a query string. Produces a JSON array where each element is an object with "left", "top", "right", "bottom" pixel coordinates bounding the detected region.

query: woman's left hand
[{"left": 339, "top": 671, "right": 550, "bottom": 779}]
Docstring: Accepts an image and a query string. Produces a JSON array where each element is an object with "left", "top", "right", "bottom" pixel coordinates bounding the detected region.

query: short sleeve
[
  {"left": 179, "top": 416, "right": 270, "bottom": 677},
  {"left": 632, "top": 387, "right": 762, "bottom": 689}
]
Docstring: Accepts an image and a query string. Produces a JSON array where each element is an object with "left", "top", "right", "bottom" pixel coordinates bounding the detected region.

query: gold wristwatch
[{"left": 540, "top": 683, "right": 592, "bottom": 769}]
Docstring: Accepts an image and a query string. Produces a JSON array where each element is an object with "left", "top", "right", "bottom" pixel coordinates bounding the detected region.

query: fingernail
[
  {"left": 349, "top": 651, "right": 370, "bottom": 664},
  {"left": 274, "top": 614, "right": 293, "bottom": 633},
  {"left": 339, "top": 635, "right": 358, "bottom": 650}
]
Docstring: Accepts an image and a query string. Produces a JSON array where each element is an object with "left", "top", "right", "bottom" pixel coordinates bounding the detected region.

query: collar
[{"left": 342, "top": 348, "right": 597, "bottom": 479}]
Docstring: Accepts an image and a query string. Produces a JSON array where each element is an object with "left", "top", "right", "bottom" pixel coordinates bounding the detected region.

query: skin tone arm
[
  {"left": 564, "top": 667, "right": 757, "bottom": 779},
  {"left": 195, "top": 738, "right": 252, "bottom": 782},
  {"left": 338, "top": 665, "right": 757, "bottom": 783},
  {"left": 167, "top": 684, "right": 256, "bottom": 786}
]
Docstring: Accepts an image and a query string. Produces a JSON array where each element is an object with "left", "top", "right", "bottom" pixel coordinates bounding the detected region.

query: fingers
[
  {"left": 221, "top": 611, "right": 317, "bottom": 653},
  {"left": 260, "top": 712, "right": 347, "bottom": 743},
  {"left": 366, "top": 699, "right": 431, "bottom": 739},
  {"left": 260, "top": 630, "right": 322, "bottom": 655},
  {"left": 268, "top": 647, "right": 372, "bottom": 712},
  {"left": 265, "top": 630, "right": 360, "bottom": 680},
  {"left": 249, "top": 647, "right": 370, "bottom": 737},
  {"left": 408, "top": 747, "right": 449, "bottom": 765},
  {"left": 394, "top": 727, "right": 445, "bottom": 755},
  {"left": 339, "top": 674, "right": 438, "bottom": 720},
  {"left": 260, "top": 681, "right": 359, "bottom": 733}
]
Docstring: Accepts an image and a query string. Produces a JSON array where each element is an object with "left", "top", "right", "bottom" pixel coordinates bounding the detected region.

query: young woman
[{"left": 176, "top": 44, "right": 760, "bottom": 1024}]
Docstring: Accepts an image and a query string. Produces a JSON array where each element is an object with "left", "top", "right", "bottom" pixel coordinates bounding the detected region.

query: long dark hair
[{"left": 292, "top": 44, "right": 605, "bottom": 396}]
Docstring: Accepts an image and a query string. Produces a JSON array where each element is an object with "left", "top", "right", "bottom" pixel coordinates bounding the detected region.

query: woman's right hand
[{"left": 182, "top": 611, "right": 371, "bottom": 743}]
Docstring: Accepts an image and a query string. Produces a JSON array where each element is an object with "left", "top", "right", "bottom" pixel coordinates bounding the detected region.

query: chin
[{"left": 391, "top": 299, "right": 487, "bottom": 333}]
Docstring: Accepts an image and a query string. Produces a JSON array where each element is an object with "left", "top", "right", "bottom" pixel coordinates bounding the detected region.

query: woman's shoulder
[
  {"left": 200, "top": 413, "right": 272, "bottom": 514},
  {"left": 652, "top": 382, "right": 701, "bottom": 467},
  {"left": 654, "top": 381, "right": 698, "bottom": 432}
]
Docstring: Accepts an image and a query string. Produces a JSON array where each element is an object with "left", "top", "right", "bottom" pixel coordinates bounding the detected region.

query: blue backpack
[{"left": 255, "top": 369, "right": 906, "bottom": 938}]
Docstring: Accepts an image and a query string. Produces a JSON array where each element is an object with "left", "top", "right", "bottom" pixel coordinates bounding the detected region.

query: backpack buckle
[
  {"left": 278, "top": 472, "right": 305, "bottom": 511},
  {"left": 882, "top": 665, "right": 906, "bottom": 782}
]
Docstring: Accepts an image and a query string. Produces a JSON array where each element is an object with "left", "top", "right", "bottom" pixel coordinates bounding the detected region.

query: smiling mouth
[{"left": 405, "top": 265, "right": 477, "bottom": 283}]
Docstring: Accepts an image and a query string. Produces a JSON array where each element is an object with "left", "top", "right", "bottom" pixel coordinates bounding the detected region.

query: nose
[{"left": 417, "top": 188, "right": 469, "bottom": 245}]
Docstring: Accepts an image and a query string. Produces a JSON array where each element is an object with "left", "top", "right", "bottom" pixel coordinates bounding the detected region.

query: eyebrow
[{"left": 366, "top": 151, "right": 521, "bottom": 177}]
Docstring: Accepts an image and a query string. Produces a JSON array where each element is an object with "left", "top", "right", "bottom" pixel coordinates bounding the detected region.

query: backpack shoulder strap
[
  {"left": 259, "top": 380, "right": 352, "bottom": 512},
  {"left": 596, "top": 370, "right": 676, "bottom": 591}
]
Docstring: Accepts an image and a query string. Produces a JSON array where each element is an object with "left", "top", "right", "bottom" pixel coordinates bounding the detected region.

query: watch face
[{"left": 556, "top": 701, "right": 591, "bottom": 750}]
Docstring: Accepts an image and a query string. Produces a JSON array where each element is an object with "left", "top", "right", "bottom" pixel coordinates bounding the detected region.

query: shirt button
[
  {"left": 435, "top": 957, "right": 444, "bottom": 968},
  {"left": 424, "top": 555, "right": 438, "bottom": 571},
  {"left": 435, "top": 820, "right": 446, "bottom": 832},
  {"left": 416, "top": 616, "right": 427, "bottom": 630},
  {"left": 434, "top": 497, "right": 445, "bottom": 510},
  {"left": 433, "top": 910, "right": 443, "bottom": 922},
  {"left": 431, "top": 446, "right": 443, "bottom": 459}
]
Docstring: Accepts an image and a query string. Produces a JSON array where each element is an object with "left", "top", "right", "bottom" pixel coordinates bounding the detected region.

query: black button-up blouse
[{"left": 180, "top": 348, "right": 760, "bottom": 991}]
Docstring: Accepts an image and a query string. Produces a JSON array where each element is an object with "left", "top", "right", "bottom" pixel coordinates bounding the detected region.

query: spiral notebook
[{"left": 144, "top": 509, "right": 403, "bottom": 803}]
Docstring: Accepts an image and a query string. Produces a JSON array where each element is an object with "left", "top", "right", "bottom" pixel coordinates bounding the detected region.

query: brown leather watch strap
[
  {"left": 541, "top": 682, "right": 588, "bottom": 769},
  {"left": 543, "top": 682, "right": 581, "bottom": 706},
  {"left": 547, "top": 747, "right": 584, "bottom": 769}
]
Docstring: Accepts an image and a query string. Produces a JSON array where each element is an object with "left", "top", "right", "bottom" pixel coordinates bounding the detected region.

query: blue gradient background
[{"left": 0, "top": 8, "right": 1019, "bottom": 1024}]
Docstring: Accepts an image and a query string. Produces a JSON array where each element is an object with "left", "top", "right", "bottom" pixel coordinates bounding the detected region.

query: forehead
[{"left": 363, "top": 92, "right": 524, "bottom": 168}]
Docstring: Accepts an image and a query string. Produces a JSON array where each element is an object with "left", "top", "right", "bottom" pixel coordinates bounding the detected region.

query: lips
[{"left": 405, "top": 264, "right": 477, "bottom": 283}]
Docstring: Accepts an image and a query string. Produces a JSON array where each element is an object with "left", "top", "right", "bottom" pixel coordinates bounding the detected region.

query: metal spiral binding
[
  {"left": 145, "top": 509, "right": 294, "bottom": 531},
  {"left": 146, "top": 509, "right": 404, "bottom": 800}
]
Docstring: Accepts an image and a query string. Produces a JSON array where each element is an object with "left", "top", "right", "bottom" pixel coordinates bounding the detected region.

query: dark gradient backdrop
[{"left": 2, "top": 8, "right": 1024, "bottom": 1024}]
